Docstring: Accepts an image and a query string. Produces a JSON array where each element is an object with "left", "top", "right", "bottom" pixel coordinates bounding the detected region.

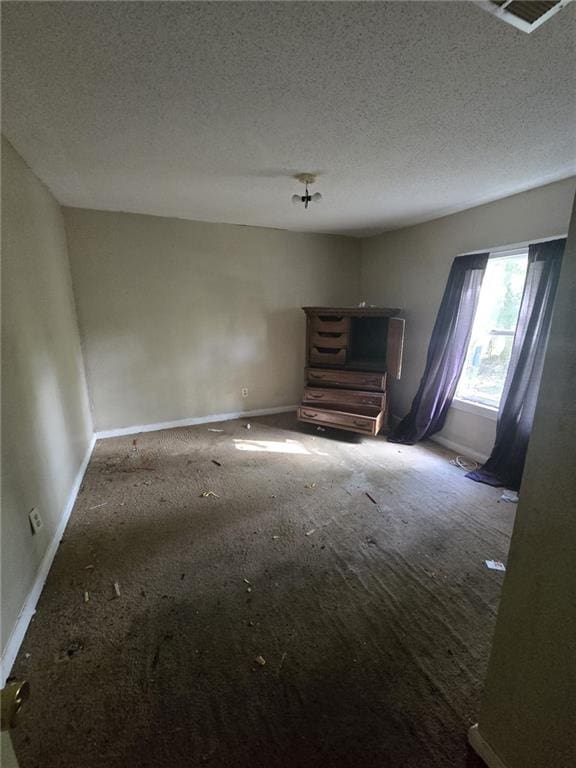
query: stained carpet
[{"left": 10, "top": 412, "right": 513, "bottom": 768}]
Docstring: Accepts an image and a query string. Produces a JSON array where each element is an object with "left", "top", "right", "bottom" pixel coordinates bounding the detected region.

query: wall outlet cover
[
  {"left": 241, "top": 388, "right": 249, "bottom": 397},
  {"left": 29, "top": 507, "right": 44, "bottom": 534}
]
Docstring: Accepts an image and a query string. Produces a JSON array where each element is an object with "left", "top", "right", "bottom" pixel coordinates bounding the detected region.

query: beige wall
[
  {"left": 360, "top": 177, "right": 576, "bottom": 457},
  {"left": 476, "top": 195, "right": 576, "bottom": 767},
  {"left": 64, "top": 208, "right": 360, "bottom": 432},
  {"left": 1, "top": 138, "right": 93, "bottom": 655}
]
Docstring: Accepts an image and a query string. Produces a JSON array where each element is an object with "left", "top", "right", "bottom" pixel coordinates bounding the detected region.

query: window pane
[{"left": 455, "top": 252, "right": 528, "bottom": 408}]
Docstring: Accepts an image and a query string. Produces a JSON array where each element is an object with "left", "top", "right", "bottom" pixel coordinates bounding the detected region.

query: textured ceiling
[{"left": 2, "top": 1, "right": 575, "bottom": 236}]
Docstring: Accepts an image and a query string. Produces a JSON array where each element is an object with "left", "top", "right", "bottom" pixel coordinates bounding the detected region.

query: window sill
[{"left": 451, "top": 397, "right": 499, "bottom": 422}]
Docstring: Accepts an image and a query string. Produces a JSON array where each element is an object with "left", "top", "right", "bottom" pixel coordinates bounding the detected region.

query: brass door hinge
[{"left": 1, "top": 681, "right": 29, "bottom": 731}]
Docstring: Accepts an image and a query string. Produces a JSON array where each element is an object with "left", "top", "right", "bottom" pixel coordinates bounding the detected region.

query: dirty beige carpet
[{"left": 11, "top": 412, "right": 513, "bottom": 768}]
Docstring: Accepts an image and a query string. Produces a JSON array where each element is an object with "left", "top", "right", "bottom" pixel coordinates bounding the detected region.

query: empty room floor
[{"left": 11, "top": 413, "right": 513, "bottom": 768}]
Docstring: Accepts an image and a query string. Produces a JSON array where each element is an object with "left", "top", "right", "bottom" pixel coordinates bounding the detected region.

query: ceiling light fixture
[{"left": 291, "top": 173, "right": 322, "bottom": 210}]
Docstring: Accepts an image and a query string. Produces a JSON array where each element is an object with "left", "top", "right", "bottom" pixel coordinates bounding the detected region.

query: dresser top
[{"left": 302, "top": 306, "right": 401, "bottom": 317}]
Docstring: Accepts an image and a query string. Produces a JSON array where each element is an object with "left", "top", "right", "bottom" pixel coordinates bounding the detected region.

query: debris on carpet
[
  {"left": 55, "top": 640, "right": 84, "bottom": 663},
  {"left": 450, "top": 455, "right": 479, "bottom": 471}
]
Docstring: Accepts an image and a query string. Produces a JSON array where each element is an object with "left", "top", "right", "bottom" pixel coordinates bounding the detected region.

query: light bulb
[
  {"left": 311, "top": 192, "right": 322, "bottom": 203},
  {"left": 291, "top": 194, "right": 301, "bottom": 205}
]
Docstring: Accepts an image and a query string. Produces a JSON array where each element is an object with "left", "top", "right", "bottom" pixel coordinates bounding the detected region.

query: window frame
[{"left": 453, "top": 247, "right": 529, "bottom": 415}]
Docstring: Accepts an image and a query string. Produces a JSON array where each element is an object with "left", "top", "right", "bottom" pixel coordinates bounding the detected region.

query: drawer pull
[
  {"left": 309, "top": 393, "right": 325, "bottom": 399},
  {"left": 302, "top": 410, "right": 317, "bottom": 418},
  {"left": 314, "top": 346, "right": 340, "bottom": 354},
  {"left": 309, "top": 373, "right": 325, "bottom": 379},
  {"left": 353, "top": 419, "right": 368, "bottom": 427}
]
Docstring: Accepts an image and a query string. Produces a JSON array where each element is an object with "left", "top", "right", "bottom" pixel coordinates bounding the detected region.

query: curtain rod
[{"left": 458, "top": 233, "right": 566, "bottom": 258}]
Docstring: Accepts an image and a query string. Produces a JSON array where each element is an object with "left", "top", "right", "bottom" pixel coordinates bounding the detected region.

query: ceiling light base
[{"left": 294, "top": 173, "right": 317, "bottom": 185}]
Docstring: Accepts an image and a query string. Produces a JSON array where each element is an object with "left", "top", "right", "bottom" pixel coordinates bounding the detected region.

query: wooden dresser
[{"left": 297, "top": 306, "right": 405, "bottom": 436}]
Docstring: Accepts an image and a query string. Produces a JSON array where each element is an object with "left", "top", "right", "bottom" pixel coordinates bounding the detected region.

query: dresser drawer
[
  {"left": 298, "top": 405, "right": 384, "bottom": 436},
  {"left": 310, "top": 315, "right": 350, "bottom": 334},
  {"left": 303, "top": 387, "right": 385, "bottom": 410},
  {"left": 310, "top": 332, "right": 348, "bottom": 349},
  {"left": 309, "top": 347, "right": 347, "bottom": 366},
  {"left": 305, "top": 367, "right": 387, "bottom": 391}
]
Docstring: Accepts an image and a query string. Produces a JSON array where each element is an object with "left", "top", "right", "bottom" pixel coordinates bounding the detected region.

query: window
[{"left": 455, "top": 250, "right": 528, "bottom": 409}]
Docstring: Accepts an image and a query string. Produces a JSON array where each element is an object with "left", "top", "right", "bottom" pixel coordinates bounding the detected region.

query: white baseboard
[
  {"left": 0, "top": 434, "right": 96, "bottom": 686},
  {"left": 468, "top": 724, "right": 510, "bottom": 768},
  {"left": 95, "top": 405, "right": 298, "bottom": 440},
  {"left": 430, "top": 434, "right": 489, "bottom": 465},
  {"left": 389, "top": 411, "right": 489, "bottom": 464}
]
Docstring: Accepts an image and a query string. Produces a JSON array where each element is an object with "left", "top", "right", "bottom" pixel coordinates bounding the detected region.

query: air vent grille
[
  {"left": 500, "top": 1, "right": 560, "bottom": 23},
  {"left": 476, "top": 0, "right": 572, "bottom": 31}
]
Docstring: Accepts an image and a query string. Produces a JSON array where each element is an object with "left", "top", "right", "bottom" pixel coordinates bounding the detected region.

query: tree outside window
[{"left": 455, "top": 251, "right": 528, "bottom": 408}]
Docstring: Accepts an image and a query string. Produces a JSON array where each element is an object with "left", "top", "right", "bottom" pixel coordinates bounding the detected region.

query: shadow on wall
[{"left": 261, "top": 307, "right": 306, "bottom": 400}]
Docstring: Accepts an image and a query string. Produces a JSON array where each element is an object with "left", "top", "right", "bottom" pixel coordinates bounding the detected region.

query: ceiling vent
[{"left": 475, "top": 0, "right": 573, "bottom": 32}]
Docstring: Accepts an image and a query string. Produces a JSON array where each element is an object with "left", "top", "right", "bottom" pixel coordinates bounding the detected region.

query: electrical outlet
[
  {"left": 241, "top": 388, "right": 248, "bottom": 398},
  {"left": 29, "top": 507, "right": 44, "bottom": 534}
]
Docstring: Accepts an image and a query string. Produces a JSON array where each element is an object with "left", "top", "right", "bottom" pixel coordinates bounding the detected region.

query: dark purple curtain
[
  {"left": 467, "top": 238, "right": 565, "bottom": 491},
  {"left": 389, "top": 252, "right": 488, "bottom": 445}
]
